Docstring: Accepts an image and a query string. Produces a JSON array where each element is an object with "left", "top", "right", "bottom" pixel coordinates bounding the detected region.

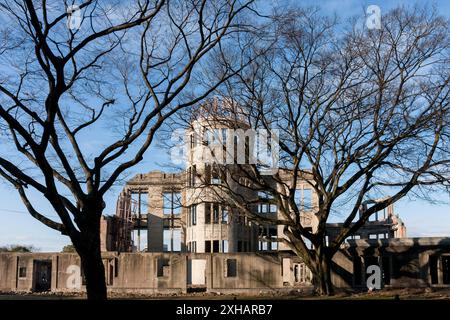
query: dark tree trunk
[
  {"left": 79, "top": 245, "right": 107, "bottom": 300},
  {"left": 311, "top": 248, "right": 334, "bottom": 296},
  {"left": 74, "top": 201, "right": 107, "bottom": 300}
]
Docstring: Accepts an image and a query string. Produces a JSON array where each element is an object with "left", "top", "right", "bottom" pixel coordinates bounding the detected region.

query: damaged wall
[{"left": 1, "top": 237, "right": 450, "bottom": 294}]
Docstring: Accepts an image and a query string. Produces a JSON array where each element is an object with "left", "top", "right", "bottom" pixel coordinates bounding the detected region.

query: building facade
[
  {"left": 105, "top": 115, "right": 406, "bottom": 254},
  {"left": 1, "top": 237, "right": 449, "bottom": 294}
]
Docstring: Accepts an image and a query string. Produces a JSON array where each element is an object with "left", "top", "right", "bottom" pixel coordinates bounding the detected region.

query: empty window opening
[
  {"left": 213, "top": 203, "right": 220, "bottom": 224},
  {"left": 131, "top": 190, "right": 149, "bottom": 252},
  {"left": 221, "top": 240, "right": 229, "bottom": 253},
  {"left": 259, "top": 226, "right": 278, "bottom": 251},
  {"left": 294, "top": 263, "right": 312, "bottom": 283},
  {"left": 225, "top": 259, "right": 237, "bottom": 277},
  {"left": 269, "top": 226, "right": 277, "bottom": 237},
  {"left": 157, "top": 258, "right": 170, "bottom": 277},
  {"left": 258, "top": 203, "right": 268, "bottom": 215},
  {"left": 187, "top": 165, "right": 197, "bottom": 187},
  {"left": 295, "top": 189, "right": 313, "bottom": 211},
  {"left": 191, "top": 205, "right": 197, "bottom": 226},
  {"left": 211, "top": 165, "right": 221, "bottom": 184},
  {"left": 245, "top": 135, "right": 252, "bottom": 164},
  {"left": 233, "top": 136, "right": 238, "bottom": 164},
  {"left": 303, "top": 189, "right": 312, "bottom": 210},
  {"left": 114, "top": 258, "right": 119, "bottom": 278},
  {"left": 131, "top": 191, "right": 149, "bottom": 216},
  {"left": 172, "top": 229, "right": 181, "bottom": 252},
  {"left": 221, "top": 128, "right": 227, "bottom": 144},
  {"left": 237, "top": 241, "right": 242, "bottom": 252},
  {"left": 132, "top": 229, "right": 148, "bottom": 252},
  {"left": 213, "top": 240, "right": 219, "bottom": 253},
  {"left": 221, "top": 207, "right": 228, "bottom": 224},
  {"left": 192, "top": 165, "right": 197, "bottom": 186},
  {"left": 430, "top": 255, "right": 439, "bottom": 284},
  {"left": 108, "top": 263, "right": 114, "bottom": 286},
  {"left": 188, "top": 241, "right": 197, "bottom": 253},
  {"left": 259, "top": 239, "right": 266, "bottom": 252},
  {"left": 18, "top": 266, "right": 27, "bottom": 278},
  {"left": 163, "top": 192, "right": 182, "bottom": 216},
  {"left": 187, "top": 167, "right": 191, "bottom": 187},
  {"left": 269, "top": 227, "right": 278, "bottom": 250},
  {"left": 271, "top": 237, "right": 278, "bottom": 250},
  {"left": 205, "top": 203, "right": 211, "bottom": 224},
  {"left": 258, "top": 191, "right": 273, "bottom": 200},
  {"left": 443, "top": 256, "right": 450, "bottom": 285},
  {"left": 163, "top": 228, "right": 181, "bottom": 252},
  {"left": 187, "top": 210, "right": 190, "bottom": 227},
  {"left": 294, "top": 264, "right": 299, "bottom": 282},
  {"left": 190, "top": 133, "right": 196, "bottom": 149},
  {"left": 202, "top": 127, "right": 210, "bottom": 146},
  {"left": 204, "top": 163, "right": 211, "bottom": 184},
  {"left": 205, "top": 241, "right": 211, "bottom": 253}
]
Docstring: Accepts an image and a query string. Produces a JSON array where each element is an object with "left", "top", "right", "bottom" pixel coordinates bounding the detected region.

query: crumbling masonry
[{"left": 2, "top": 114, "right": 448, "bottom": 296}]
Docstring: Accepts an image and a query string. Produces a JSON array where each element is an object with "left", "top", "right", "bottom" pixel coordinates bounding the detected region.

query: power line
[{"left": 0, "top": 208, "right": 60, "bottom": 219}]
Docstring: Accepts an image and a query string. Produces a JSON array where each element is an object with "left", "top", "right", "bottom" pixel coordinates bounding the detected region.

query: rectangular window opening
[
  {"left": 205, "top": 241, "right": 211, "bottom": 253},
  {"left": 18, "top": 267, "right": 27, "bottom": 278},
  {"left": 225, "top": 259, "right": 237, "bottom": 277},
  {"left": 443, "top": 256, "right": 450, "bottom": 285},
  {"left": 157, "top": 258, "right": 170, "bottom": 277},
  {"left": 221, "top": 207, "right": 228, "bottom": 224},
  {"left": 205, "top": 203, "right": 211, "bottom": 224},
  {"left": 213, "top": 203, "right": 220, "bottom": 224},
  {"left": 213, "top": 240, "right": 219, "bottom": 253},
  {"left": 191, "top": 205, "right": 197, "bottom": 226}
]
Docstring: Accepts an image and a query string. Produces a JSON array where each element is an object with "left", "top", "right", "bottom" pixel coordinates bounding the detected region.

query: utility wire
[{"left": 0, "top": 208, "right": 60, "bottom": 220}]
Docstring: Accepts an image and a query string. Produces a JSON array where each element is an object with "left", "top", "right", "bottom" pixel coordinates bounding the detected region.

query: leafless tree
[
  {"left": 0, "top": 0, "right": 255, "bottom": 299},
  {"left": 181, "top": 5, "right": 450, "bottom": 295}
]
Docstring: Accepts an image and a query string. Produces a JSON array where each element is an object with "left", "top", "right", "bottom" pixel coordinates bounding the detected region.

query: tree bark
[
  {"left": 79, "top": 245, "right": 107, "bottom": 300},
  {"left": 311, "top": 250, "right": 334, "bottom": 296},
  {"left": 74, "top": 202, "right": 107, "bottom": 300}
]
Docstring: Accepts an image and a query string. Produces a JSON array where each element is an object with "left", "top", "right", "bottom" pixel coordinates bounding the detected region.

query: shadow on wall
[
  {"left": 244, "top": 253, "right": 280, "bottom": 289},
  {"left": 339, "top": 237, "right": 450, "bottom": 290}
]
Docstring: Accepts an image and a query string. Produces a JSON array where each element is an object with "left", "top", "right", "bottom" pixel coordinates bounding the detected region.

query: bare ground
[{"left": 1, "top": 287, "right": 450, "bottom": 300}]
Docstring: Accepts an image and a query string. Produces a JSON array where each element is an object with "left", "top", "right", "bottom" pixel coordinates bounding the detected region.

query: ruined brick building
[
  {"left": 101, "top": 114, "right": 407, "bottom": 254},
  {"left": 3, "top": 106, "right": 450, "bottom": 296}
]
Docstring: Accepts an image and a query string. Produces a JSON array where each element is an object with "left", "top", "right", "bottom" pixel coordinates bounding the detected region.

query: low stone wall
[{"left": 1, "top": 237, "right": 449, "bottom": 294}]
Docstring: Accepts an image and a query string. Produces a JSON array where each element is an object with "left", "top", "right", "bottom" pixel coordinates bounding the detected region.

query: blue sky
[{"left": 0, "top": 0, "right": 449, "bottom": 251}]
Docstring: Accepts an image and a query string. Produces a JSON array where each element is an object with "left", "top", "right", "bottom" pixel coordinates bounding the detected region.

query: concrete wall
[
  {"left": 112, "top": 253, "right": 186, "bottom": 293},
  {"left": 0, "top": 252, "right": 307, "bottom": 294},
  {"left": 2, "top": 237, "right": 450, "bottom": 294},
  {"left": 210, "top": 253, "right": 282, "bottom": 292},
  {"left": 342, "top": 237, "right": 450, "bottom": 289}
]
